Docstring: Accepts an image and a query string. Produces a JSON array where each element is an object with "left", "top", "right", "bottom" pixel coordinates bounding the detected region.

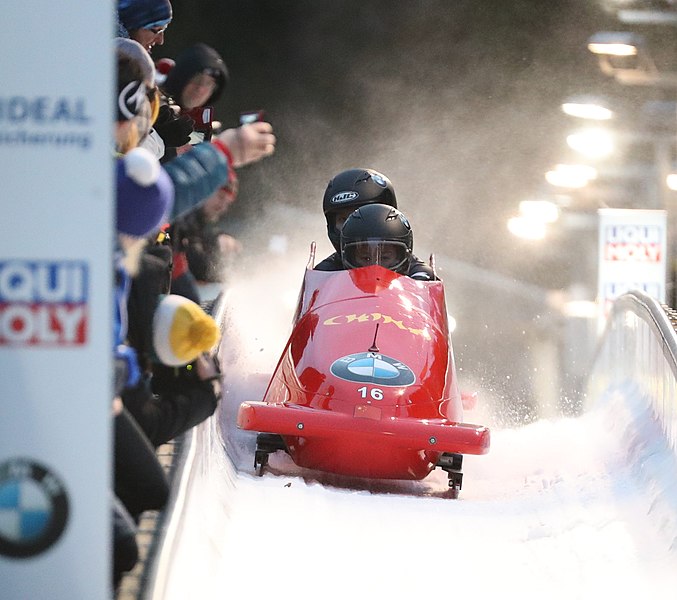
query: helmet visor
[{"left": 342, "top": 240, "right": 409, "bottom": 273}]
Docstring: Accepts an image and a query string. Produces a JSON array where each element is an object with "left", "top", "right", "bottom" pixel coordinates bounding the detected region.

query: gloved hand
[
  {"left": 215, "top": 121, "right": 276, "bottom": 167},
  {"left": 153, "top": 104, "right": 195, "bottom": 148}
]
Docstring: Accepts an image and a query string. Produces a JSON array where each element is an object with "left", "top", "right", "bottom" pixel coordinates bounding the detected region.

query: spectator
[
  {"left": 153, "top": 42, "right": 271, "bottom": 296},
  {"left": 115, "top": 41, "right": 159, "bottom": 155},
  {"left": 118, "top": 0, "right": 173, "bottom": 54},
  {"left": 112, "top": 493, "right": 138, "bottom": 590},
  {"left": 114, "top": 146, "right": 174, "bottom": 397},
  {"left": 122, "top": 294, "right": 222, "bottom": 447},
  {"left": 116, "top": 25, "right": 194, "bottom": 161},
  {"left": 115, "top": 39, "right": 233, "bottom": 320},
  {"left": 113, "top": 38, "right": 272, "bottom": 451},
  {"left": 114, "top": 404, "right": 170, "bottom": 521},
  {"left": 113, "top": 136, "right": 174, "bottom": 591},
  {"left": 161, "top": 42, "right": 229, "bottom": 118},
  {"left": 115, "top": 38, "right": 275, "bottom": 206},
  {"left": 170, "top": 167, "right": 241, "bottom": 297},
  {"left": 157, "top": 42, "right": 229, "bottom": 163}
]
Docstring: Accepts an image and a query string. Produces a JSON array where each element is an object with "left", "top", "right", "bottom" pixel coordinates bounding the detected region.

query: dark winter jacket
[
  {"left": 121, "top": 367, "right": 219, "bottom": 447},
  {"left": 126, "top": 241, "right": 173, "bottom": 370},
  {"left": 123, "top": 240, "right": 220, "bottom": 446},
  {"left": 114, "top": 407, "right": 169, "bottom": 519}
]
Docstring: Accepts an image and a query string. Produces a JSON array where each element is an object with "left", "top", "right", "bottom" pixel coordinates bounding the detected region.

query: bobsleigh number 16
[{"left": 237, "top": 251, "right": 490, "bottom": 497}]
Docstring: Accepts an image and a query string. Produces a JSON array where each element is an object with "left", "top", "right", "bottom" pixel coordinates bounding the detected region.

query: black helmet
[
  {"left": 340, "top": 203, "right": 413, "bottom": 275},
  {"left": 323, "top": 168, "right": 397, "bottom": 251}
]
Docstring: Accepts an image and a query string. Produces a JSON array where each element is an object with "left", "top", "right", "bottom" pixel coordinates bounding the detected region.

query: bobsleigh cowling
[{"left": 237, "top": 260, "right": 490, "bottom": 495}]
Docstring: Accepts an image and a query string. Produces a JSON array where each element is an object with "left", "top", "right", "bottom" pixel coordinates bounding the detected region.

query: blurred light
[
  {"left": 519, "top": 200, "right": 560, "bottom": 223},
  {"left": 566, "top": 128, "right": 615, "bottom": 159},
  {"left": 268, "top": 234, "right": 288, "bottom": 254},
  {"left": 545, "top": 164, "right": 597, "bottom": 189},
  {"left": 282, "top": 288, "right": 299, "bottom": 310},
  {"left": 619, "top": 9, "right": 677, "bottom": 26},
  {"left": 667, "top": 174, "right": 677, "bottom": 191},
  {"left": 561, "top": 99, "right": 614, "bottom": 121},
  {"left": 447, "top": 313, "right": 457, "bottom": 333},
  {"left": 507, "top": 215, "right": 547, "bottom": 240},
  {"left": 562, "top": 300, "right": 598, "bottom": 319},
  {"left": 588, "top": 42, "right": 637, "bottom": 56},
  {"left": 587, "top": 32, "right": 642, "bottom": 56}
]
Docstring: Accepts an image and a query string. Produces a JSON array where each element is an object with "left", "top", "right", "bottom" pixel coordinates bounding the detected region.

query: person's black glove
[{"left": 153, "top": 104, "right": 195, "bottom": 148}]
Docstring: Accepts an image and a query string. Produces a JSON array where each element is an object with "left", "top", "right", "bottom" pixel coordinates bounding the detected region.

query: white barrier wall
[
  {"left": 0, "top": 3, "right": 113, "bottom": 598},
  {"left": 587, "top": 290, "right": 677, "bottom": 454}
]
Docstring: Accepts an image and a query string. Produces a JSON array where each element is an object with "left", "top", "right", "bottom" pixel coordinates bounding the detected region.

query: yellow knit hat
[{"left": 152, "top": 294, "right": 220, "bottom": 366}]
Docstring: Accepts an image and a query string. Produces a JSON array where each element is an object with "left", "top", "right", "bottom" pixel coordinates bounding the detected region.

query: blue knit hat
[
  {"left": 116, "top": 147, "right": 174, "bottom": 237},
  {"left": 118, "top": 0, "right": 172, "bottom": 32}
]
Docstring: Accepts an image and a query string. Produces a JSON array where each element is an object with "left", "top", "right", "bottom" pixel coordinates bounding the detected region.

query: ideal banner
[
  {"left": 0, "top": 4, "right": 113, "bottom": 599},
  {"left": 597, "top": 208, "right": 667, "bottom": 321}
]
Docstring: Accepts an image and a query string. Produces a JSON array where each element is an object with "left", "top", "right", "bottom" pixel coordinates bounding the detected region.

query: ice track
[{"left": 156, "top": 275, "right": 677, "bottom": 600}]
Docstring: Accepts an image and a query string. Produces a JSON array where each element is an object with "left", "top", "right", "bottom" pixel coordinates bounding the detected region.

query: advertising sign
[
  {"left": 597, "top": 208, "right": 667, "bottom": 322},
  {"left": 0, "top": 4, "right": 113, "bottom": 599}
]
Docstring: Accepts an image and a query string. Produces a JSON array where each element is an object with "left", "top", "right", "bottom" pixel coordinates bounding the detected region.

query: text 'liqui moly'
[
  {"left": 0, "top": 261, "right": 88, "bottom": 345},
  {"left": 604, "top": 224, "right": 662, "bottom": 262}
]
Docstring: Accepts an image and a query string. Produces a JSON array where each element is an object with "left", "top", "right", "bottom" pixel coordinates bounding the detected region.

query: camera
[{"left": 239, "top": 110, "right": 265, "bottom": 125}]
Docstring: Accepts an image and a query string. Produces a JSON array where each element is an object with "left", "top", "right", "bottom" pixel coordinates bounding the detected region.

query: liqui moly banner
[
  {"left": 0, "top": 261, "right": 89, "bottom": 345},
  {"left": 597, "top": 208, "right": 667, "bottom": 319},
  {"left": 0, "top": 4, "right": 113, "bottom": 599}
]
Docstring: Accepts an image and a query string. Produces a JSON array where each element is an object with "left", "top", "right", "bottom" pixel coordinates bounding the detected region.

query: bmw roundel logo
[
  {"left": 331, "top": 191, "right": 359, "bottom": 204},
  {"left": 372, "top": 174, "right": 387, "bottom": 188},
  {"left": 0, "top": 458, "right": 69, "bottom": 558},
  {"left": 399, "top": 213, "right": 411, "bottom": 229},
  {"left": 330, "top": 352, "right": 416, "bottom": 386}
]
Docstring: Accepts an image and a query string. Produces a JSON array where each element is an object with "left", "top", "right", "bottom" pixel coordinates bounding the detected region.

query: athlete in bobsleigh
[
  {"left": 326, "top": 202, "right": 428, "bottom": 279},
  {"left": 314, "top": 167, "right": 435, "bottom": 281},
  {"left": 237, "top": 172, "right": 490, "bottom": 497}
]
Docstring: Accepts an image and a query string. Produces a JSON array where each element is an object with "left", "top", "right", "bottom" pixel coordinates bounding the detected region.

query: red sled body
[{"left": 237, "top": 260, "right": 490, "bottom": 493}]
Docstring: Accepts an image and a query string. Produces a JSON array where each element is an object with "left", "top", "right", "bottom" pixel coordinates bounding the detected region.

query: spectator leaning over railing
[
  {"left": 173, "top": 167, "right": 242, "bottom": 288},
  {"left": 114, "top": 42, "right": 229, "bottom": 448},
  {"left": 112, "top": 43, "right": 224, "bottom": 588},
  {"left": 113, "top": 141, "right": 174, "bottom": 590},
  {"left": 156, "top": 42, "right": 244, "bottom": 297}
]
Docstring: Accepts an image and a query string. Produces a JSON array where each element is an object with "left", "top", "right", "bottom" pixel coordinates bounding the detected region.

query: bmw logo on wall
[
  {"left": 0, "top": 458, "right": 69, "bottom": 558},
  {"left": 330, "top": 352, "right": 416, "bottom": 386}
]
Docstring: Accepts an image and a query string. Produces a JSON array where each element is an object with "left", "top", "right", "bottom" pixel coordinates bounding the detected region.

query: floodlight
[
  {"left": 587, "top": 31, "right": 677, "bottom": 87},
  {"left": 561, "top": 95, "right": 614, "bottom": 120},
  {"left": 587, "top": 31, "right": 643, "bottom": 56}
]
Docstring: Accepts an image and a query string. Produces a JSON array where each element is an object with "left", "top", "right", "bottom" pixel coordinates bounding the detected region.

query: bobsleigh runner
[{"left": 236, "top": 247, "right": 490, "bottom": 498}]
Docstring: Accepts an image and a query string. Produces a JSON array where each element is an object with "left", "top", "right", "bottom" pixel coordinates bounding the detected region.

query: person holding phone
[
  {"left": 153, "top": 42, "right": 228, "bottom": 161},
  {"left": 160, "top": 43, "right": 274, "bottom": 166},
  {"left": 161, "top": 43, "right": 229, "bottom": 119}
]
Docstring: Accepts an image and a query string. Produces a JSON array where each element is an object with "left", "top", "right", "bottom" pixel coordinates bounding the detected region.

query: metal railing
[{"left": 587, "top": 290, "right": 677, "bottom": 453}]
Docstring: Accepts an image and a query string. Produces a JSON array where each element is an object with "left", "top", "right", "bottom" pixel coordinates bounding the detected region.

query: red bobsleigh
[{"left": 237, "top": 254, "right": 490, "bottom": 496}]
